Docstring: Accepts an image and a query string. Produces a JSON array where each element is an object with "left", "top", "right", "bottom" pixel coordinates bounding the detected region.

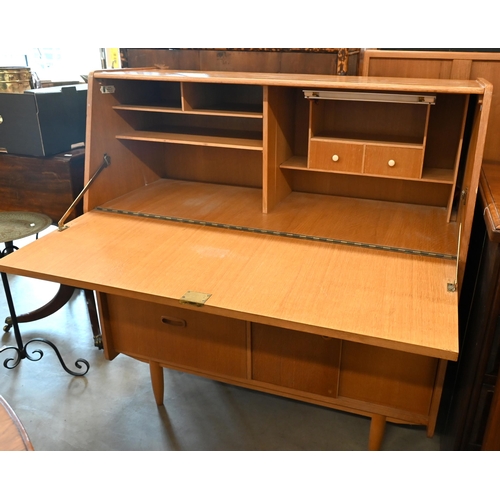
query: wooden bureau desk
[{"left": 0, "top": 70, "right": 492, "bottom": 449}]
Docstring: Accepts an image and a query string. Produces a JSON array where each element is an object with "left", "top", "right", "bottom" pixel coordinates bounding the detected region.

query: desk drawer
[
  {"left": 364, "top": 144, "right": 423, "bottom": 179},
  {"left": 101, "top": 294, "right": 247, "bottom": 378},
  {"left": 308, "top": 139, "right": 364, "bottom": 173}
]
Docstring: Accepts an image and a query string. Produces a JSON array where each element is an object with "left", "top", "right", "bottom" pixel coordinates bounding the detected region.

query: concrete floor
[{"left": 0, "top": 230, "right": 441, "bottom": 451}]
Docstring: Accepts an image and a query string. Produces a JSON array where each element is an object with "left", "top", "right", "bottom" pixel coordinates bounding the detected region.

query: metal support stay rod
[{"left": 57, "top": 153, "right": 111, "bottom": 231}]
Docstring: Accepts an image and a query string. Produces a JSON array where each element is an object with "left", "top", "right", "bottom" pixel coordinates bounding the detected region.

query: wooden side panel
[
  {"left": 84, "top": 73, "right": 159, "bottom": 211},
  {"left": 457, "top": 83, "right": 493, "bottom": 290},
  {"left": 251, "top": 324, "right": 341, "bottom": 398},
  {"left": 339, "top": 342, "right": 438, "bottom": 415}
]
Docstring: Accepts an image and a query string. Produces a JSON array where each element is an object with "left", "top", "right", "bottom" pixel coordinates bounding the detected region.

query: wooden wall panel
[
  {"left": 362, "top": 50, "right": 500, "bottom": 163},
  {"left": 125, "top": 49, "right": 360, "bottom": 76}
]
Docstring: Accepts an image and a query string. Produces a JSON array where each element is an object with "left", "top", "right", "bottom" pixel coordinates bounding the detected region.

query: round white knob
[
  {"left": 0, "top": 115, "right": 3, "bottom": 125},
  {"left": 332, "top": 155, "right": 339, "bottom": 162},
  {"left": 388, "top": 159, "right": 396, "bottom": 167}
]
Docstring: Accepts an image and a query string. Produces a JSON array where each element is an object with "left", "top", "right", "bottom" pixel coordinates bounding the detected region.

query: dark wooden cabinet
[
  {"left": 0, "top": 148, "right": 85, "bottom": 222},
  {"left": 440, "top": 162, "right": 500, "bottom": 450},
  {"left": 123, "top": 48, "right": 360, "bottom": 76}
]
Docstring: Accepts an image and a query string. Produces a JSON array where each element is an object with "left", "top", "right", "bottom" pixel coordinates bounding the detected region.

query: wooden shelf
[
  {"left": 116, "top": 130, "right": 263, "bottom": 150},
  {"left": 113, "top": 104, "right": 182, "bottom": 113},
  {"left": 280, "top": 156, "right": 455, "bottom": 184},
  {"left": 421, "top": 168, "right": 455, "bottom": 184},
  {"left": 113, "top": 104, "right": 263, "bottom": 119},
  {"left": 280, "top": 155, "right": 308, "bottom": 169},
  {"left": 311, "top": 134, "right": 424, "bottom": 148}
]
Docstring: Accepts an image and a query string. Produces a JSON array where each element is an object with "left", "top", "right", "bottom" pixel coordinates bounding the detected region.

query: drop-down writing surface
[
  {"left": 0, "top": 208, "right": 458, "bottom": 359},
  {"left": 98, "top": 179, "right": 459, "bottom": 258}
]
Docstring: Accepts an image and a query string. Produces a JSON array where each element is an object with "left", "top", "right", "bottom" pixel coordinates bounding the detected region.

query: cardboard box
[{"left": 0, "top": 84, "right": 87, "bottom": 157}]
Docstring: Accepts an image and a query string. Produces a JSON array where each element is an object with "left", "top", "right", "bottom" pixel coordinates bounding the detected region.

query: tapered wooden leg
[
  {"left": 368, "top": 414, "right": 387, "bottom": 451},
  {"left": 149, "top": 361, "right": 164, "bottom": 406}
]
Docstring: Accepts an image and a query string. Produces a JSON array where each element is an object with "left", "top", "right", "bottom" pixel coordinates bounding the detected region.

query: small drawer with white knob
[
  {"left": 308, "top": 139, "right": 364, "bottom": 173},
  {"left": 363, "top": 144, "right": 423, "bottom": 179}
]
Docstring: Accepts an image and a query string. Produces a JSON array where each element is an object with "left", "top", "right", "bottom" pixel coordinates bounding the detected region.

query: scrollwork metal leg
[{"left": 1, "top": 272, "right": 89, "bottom": 376}]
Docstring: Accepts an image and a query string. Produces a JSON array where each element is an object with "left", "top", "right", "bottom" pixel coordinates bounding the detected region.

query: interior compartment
[
  {"left": 309, "top": 98, "right": 429, "bottom": 145},
  {"left": 182, "top": 82, "right": 263, "bottom": 114},
  {"left": 106, "top": 79, "right": 182, "bottom": 108},
  {"left": 119, "top": 141, "right": 263, "bottom": 189},
  {"left": 273, "top": 88, "right": 468, "bottom": 214},
  {"left": 115, "top": 109, "right": 263, "bottom": 142}
]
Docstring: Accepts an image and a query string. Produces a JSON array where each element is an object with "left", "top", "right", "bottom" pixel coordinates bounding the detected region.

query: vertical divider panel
[
  {"left": 307, "top": 99, "right": 315, "bottom": 167},
  {"left": 180, "top": 82, "right": 190, "bottom": 111},
  {"left": 263, "top": 86, "right": 293, "bottom": 213},
  {"left": 419, "top": 104, "right": 432, "bottom": 179}
]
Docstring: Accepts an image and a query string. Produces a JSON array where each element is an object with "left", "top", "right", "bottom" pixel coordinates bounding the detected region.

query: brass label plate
[{"left": 180, "top": 291, "right": 212, "bottom": 307}]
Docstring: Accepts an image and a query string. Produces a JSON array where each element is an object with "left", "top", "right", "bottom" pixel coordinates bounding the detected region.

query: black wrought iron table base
[
  {"left": 1, "top": 272, "right": 89, "bottom": 376},
  {"left": 0, "top": 212, "right": 90, "bottom": 376}
]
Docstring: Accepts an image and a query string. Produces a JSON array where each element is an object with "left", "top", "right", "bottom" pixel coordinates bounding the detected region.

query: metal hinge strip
[{"left": 95, "top": 206, "right": 457, "bottom": 261}]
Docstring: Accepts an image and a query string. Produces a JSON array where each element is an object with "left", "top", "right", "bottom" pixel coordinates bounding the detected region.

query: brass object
[
  {"left": 100, "top": 85, "right": 115, "bottom": 94},
  {"left": 461, "top": 188, "right": 468, "bottom": 205},
  {"left": 179, "top": 291, "right": 211, "bottom": 307},
  {"left": 0, "top": 67, "right": 32, "bottom": 94},
  {"left": 0, "top": 212, "right": 52, "bottom": 244}
]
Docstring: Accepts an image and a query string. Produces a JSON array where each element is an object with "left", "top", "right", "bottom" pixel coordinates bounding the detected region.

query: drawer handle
[
  {"left": 161, "top": 316, "right": 187, "bottom": 327},
  {"left": 388, "top": 159, "right": 396, "bottom": 167},
  {"left": 331, "top": 154, "right": 339, "bottom": 162}
]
